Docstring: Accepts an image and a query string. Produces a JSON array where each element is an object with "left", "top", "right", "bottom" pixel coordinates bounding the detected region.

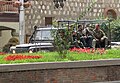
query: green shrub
[{"left": 3, "top": 37, "right": 19, "bottom": 53}]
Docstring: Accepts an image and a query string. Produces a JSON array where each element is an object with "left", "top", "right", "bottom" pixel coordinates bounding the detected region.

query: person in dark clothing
[
  {"left": 77, "top": 24, "right": 93, "bottom": 48},
  {"left": 76, "top": 25, "right": 86, "bottom": 48},
  {"left": 83, "top": 26, "right": 93, "bottom": 48}
]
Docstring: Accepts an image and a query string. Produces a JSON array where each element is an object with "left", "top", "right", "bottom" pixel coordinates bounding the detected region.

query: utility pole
[{"left": 19, "top": 0, "right": 25, "bottom": 44}]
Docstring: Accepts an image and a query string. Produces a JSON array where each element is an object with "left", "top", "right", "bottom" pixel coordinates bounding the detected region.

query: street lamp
[{"left": 53, "top": 0, "right": 66, "bottom": 8}]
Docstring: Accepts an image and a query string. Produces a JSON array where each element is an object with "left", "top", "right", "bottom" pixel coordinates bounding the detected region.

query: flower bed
[{"left": 0, "top": 48, "right": 119, "bottom": 64}]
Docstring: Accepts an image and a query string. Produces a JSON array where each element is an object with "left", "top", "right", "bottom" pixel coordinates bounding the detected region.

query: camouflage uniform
[
  {"left": 83, "top": 28, "right": 93, "bottom": 48},
  {"left": 93, "top": 28, "right": 107, "bottom": 48},
  {"left": 76, "top": 30, "right": 86, "bottom": 48},
  {"left": 76, "top": 27, "right": 93, "bottom": 48}
]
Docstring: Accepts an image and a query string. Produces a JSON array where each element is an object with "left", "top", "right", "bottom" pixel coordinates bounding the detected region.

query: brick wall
[
  {"left": 0, "top": 66, "right": 120, "bottom": 83},
  {"left": 0, "top": 59, "right": 120, "bottom": 83}
]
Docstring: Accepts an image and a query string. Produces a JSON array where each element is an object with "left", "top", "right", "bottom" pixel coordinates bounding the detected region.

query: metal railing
[{"left": 0, "top": 1, "right": 18, "bottom": 13}]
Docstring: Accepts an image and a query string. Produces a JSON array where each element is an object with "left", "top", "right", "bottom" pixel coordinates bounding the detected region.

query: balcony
[
  {"left": 0, "top": 1, "right": 18, "bottom": 13},
  {"left": 0, "top": 1, "right": 19, "bottom": 22}
]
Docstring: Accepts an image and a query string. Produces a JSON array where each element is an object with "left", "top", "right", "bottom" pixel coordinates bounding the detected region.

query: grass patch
[{"left": 0, "top": 49, "right": 120, "bottom": 64}]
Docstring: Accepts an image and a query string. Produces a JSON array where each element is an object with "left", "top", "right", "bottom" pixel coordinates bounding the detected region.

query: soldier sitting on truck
[
  {"left": 83, "top": 24, "right": 93, "bottom": 48},
  {"left": 92, "top": 24, "right": 108, "bottom": 48},
  {"left": 76, "top": 24, "right": 93, "bottom": 48},
  {"left": 71, "top": 29, "right": 84, "bottom": 48}
]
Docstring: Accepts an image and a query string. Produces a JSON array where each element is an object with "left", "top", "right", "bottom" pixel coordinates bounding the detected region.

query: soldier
[
  {"left": 83, "top": 24, "right": 93, "bottom": 48},
  {"left": 76, "top": 24, "right": 86, "bottom": 48},
  {"left": 70, "top": 30, "right": 79, "bottom": 48},
  {"left": 77, "top": 24, "right": 93, "bottom": 48},
  {"left": 92, "top": 24, "right": 108, "bottom": 48}
]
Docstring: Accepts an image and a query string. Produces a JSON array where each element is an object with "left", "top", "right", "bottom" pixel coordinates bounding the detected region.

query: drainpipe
[{"left": 19, "top": 0, "right": 25, "bottom": 44}]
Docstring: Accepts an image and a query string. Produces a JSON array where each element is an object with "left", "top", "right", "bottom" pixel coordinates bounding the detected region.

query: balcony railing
[{"left": 0, "top": 1, "right": 18, "bottom": 13}]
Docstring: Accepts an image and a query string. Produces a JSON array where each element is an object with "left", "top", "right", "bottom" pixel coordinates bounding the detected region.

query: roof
[
  {"left": 0, "top": 26, "right": 15, "bottom": 30},
  {"left": 77, "top": 20, "right": 108, "bottom": 24},
  {"left": 57, "top": 20, "right": 108, "bottom": 23},
  {"left": 57, "top": 20, "right": 76, "bottom": 23}
]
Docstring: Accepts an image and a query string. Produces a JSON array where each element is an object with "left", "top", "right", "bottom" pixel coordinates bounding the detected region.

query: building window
[
  {"left": 45, "top": 17, "right": 52, "bottom": 26},
  {"left": 107, "top": 10, "right": 117, "bottom": 19},
  {"left": 104, "top": 8, "right": 117, "bottom": 19}
]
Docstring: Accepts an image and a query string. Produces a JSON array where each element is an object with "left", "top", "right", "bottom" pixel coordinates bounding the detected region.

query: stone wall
[
  {"left": 0, "top": 59, "right": 120, "bottom": 83},
  {"left": 25, "top": 0, "right": 120, "bottom": 35}
]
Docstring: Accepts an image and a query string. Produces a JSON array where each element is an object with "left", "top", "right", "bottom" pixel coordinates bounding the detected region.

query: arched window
[{"left": 104, "top": 8, "right": 117, "bottom": 19}]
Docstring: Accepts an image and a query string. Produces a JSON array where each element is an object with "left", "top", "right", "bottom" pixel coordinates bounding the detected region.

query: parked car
[{"left": 10, "top": 26, "right": 58, "bottom": 53}]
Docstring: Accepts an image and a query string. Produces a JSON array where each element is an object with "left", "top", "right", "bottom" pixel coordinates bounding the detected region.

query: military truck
[{"left": 10, "top": 26, "right": 58, "bottom": 53}]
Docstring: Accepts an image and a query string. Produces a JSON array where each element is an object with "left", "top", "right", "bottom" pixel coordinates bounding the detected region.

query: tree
[{"left": 110, "top": 18, "right": 120, "bottom": 41}]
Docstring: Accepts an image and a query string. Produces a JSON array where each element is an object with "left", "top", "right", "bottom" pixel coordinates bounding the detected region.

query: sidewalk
[{"left": 94, "top": 81, "right": 120, "bottom": 83}]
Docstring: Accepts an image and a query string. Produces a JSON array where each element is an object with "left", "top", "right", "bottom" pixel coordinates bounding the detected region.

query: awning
[{"left": 0, "top": 26, "right": 15, "bottom": 30}]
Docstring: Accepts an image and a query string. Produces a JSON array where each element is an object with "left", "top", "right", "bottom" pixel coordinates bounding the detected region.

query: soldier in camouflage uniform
[
  {"left": 92, "top": 24, "right": 108, "bottom": 48},
  {"left": 76, "top": 24, "right": 86, "bottom": 48},
  {"left": 76, "top": 24, "right": 93, "bottom": 48}
]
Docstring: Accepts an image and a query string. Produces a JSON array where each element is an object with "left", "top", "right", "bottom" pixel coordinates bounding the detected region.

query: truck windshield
[{"left": 34, "top": 30, "right": 54, "bottom": 40}]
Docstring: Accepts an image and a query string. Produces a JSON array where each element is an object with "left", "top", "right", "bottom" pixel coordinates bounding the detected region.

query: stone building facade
[{"left": 25, "top": 0, "right": 119, "bottom": 36}]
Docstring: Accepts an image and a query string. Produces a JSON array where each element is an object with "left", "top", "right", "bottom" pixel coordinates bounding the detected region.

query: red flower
[
  {"left": 4, "top": 54, "right": 43, "bottom": 61},
  {"left": 0, "top": 52, "right": 6, "bottom": 55},
  {"left": 69, "top": 47, "right": 106, "bottom": 54}
]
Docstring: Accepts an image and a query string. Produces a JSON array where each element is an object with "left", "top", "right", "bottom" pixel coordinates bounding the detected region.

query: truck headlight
[
  {"left": 12, "top": 50, "right": 16, "bottom": 54},
  {"left": 29, "top": 50, "right": 33, "bottom": 53}
]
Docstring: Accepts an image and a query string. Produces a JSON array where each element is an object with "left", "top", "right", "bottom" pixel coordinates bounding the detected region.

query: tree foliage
[
  {"left": 110, "top": 18, "right": 120, "bottom": 41},
  {"left": 52, "top": 28, "right": 72, "bottom": 58}
]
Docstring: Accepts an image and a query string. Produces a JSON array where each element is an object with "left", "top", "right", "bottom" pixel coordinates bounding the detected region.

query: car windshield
[{"left": 34, "top": 30, "right": 54, "bottom": 40}]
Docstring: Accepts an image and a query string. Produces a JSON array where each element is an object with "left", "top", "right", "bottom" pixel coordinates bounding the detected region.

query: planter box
[{"left": 0, "top": 59, "right": 120, "bottom": 83}]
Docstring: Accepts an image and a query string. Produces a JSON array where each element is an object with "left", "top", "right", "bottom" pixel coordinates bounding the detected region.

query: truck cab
[{"left": 10, "top": 26, "right": 57, "bottom": 53}]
